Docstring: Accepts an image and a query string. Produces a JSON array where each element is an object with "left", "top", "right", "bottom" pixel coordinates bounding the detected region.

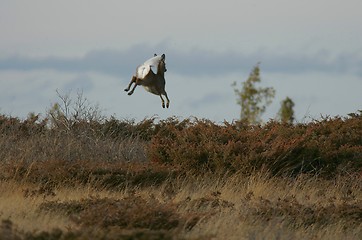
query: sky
[{"left": 1, "top": 0, "right": 361, "bottom": 123}]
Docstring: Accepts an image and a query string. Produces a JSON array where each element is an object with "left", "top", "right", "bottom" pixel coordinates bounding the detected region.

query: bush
[
  {"left": 1, "top": 107, "right": 361, "bottom": 179},
  {"left": 147, "top": 115, "right": 362, "bottom": 177},
  {"left": 40, "top": 196, "right": 181, "bottom": 230}
]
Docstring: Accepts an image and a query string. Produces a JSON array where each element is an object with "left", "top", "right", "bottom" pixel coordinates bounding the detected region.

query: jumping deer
[{"left": 124, "top": 54, "right": 170, "bottom": 108}]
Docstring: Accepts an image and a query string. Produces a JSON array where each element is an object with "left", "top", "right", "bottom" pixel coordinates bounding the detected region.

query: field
[{"left": 0, "top": 109, "right": 361, "bottom": 239}]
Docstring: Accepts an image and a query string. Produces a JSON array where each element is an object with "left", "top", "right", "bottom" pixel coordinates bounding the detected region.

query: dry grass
[
  {"left": 0, "top": 105, "right": 361, "bottom": 239},
  {"left": 0, "top": 171, "right": 361, "bottom": 239}
]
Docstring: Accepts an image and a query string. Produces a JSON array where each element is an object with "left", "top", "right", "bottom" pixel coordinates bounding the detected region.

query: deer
[{"left": 124, "top": 54, "right": 170, "bottom": 108}]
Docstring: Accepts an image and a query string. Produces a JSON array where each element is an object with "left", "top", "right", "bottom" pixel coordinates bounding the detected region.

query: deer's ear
[
  {"left": 154, "top": 53, "right": 157, "bottom": 57},
  {"left": 161, "top": 54, "right": 165, "bottom": 60}
]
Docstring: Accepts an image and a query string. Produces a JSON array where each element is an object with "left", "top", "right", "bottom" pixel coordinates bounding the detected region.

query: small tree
[
  {"left": 47, "top": 90, "right": 104, "bottom": 130},
  {"left": 278, "top": 97, "right": 295, "bottom": 124},
  {"left": 232, "top": 63, "right": 275, "bottom": 124}
]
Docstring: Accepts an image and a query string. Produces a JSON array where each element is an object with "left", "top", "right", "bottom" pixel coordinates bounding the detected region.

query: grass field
[{"left": 0, "top": 109, "right": 361, "bottom": 239}]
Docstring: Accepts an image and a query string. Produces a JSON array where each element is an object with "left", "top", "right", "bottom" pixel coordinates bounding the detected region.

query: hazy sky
[{"left": 1, "top": 0, "right": 361, "bottom": 122}]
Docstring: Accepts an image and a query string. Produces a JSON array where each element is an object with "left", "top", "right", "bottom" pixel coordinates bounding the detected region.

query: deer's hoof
[
  {"left": 128, "top": 91, "right": 133, "bottom": 96},
  {"left": 124, "top": 88, "right": 129, "bottom": 92}
]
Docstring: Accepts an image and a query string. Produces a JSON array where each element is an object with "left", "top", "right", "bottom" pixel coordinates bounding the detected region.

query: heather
[{"left": 0, "top": 111, "right": 361, "bottom": 239}]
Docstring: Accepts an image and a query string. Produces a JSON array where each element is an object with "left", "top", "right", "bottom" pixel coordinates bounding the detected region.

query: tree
[
  {"left": 232, "top": 63, "right": 275, "bottom": 124},
  {"left": 47, "top": 90, "right": 104, "bottom": 130},
  {"left": 278, "top": 96, "right": 295, "bottom": 124}
]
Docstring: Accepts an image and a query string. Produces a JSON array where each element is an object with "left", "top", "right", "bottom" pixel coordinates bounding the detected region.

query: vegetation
[
  {"left": 232, "top": 63, "right": 276, "bottom": 124},
  {"left": 278, "top": 96, "right": 295, "bottom": 124},
  {"left": 0, "top": 94, "right": 361, "bottom": 239}
]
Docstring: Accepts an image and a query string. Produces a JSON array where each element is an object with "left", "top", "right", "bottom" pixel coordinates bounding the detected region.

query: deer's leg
[
  {"left": 159, "top": 95, "right": 165, "bottom": 108},
  {"left": 164, "top": 92, "right": 170, "bottom": 108},
  {"left": 124, "top": 76, "right": 136, "bottom": 92},
  {"left": 128, "top": 81, "right": 138, "bottom": 95}
]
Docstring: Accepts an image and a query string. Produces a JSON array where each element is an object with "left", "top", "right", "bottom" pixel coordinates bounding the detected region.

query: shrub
[
  {"left": 1, "top": 108, "right": 361, "bottom": 179},
  {"left": 147, "top": 115, "right": 362, "bottom": 177},
  {"left": 40, "top": 196, "right": 181, "bottom": 230}
]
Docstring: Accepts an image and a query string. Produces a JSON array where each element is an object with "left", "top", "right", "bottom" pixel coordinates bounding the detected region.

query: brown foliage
[
  {"left": 244, "top": 195, "right": 362, "bottom": 228},
  {"left": 0, "top": 219, "right": 173, "bottom": 240},
  {"left": 1, "top": 112, "right": 361, "bottom": 181},
  {"left": 1, "top": 110, "right": 361, "bottom": 239},
  {"left": 40, "top": 196, "right": 180, "bottom": 230},
  {"left": 1, "top": 158, "right": 178, "bottom": 190},
  {"left": 148, "top": 115, "right": 362, "bottom": 177}
]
